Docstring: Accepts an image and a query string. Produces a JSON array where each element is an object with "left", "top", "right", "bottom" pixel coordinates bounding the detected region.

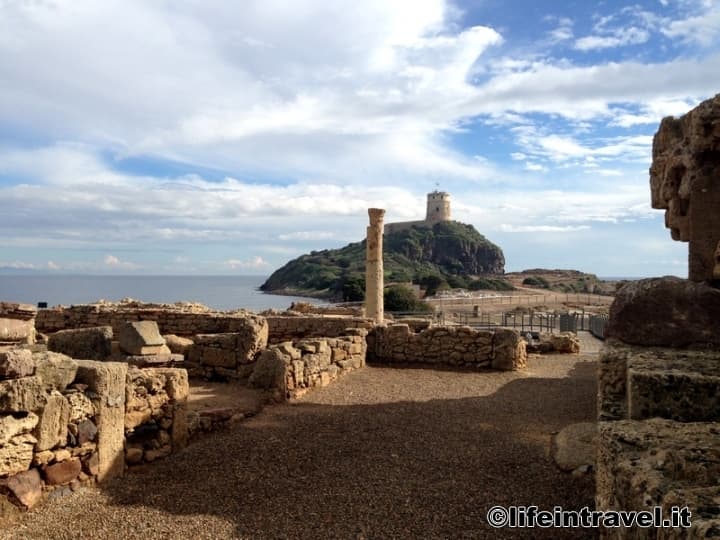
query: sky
[{"left": 1, "top": 0, "right": 718, "bottom": 277}]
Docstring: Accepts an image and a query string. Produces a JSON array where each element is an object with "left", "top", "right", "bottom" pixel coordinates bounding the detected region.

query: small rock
[
  {"left": 43, "top": 457, "right": 81, "bottom": 485},
  {"left": 0, "top": 468, "right": 43, "bottom": 509}
]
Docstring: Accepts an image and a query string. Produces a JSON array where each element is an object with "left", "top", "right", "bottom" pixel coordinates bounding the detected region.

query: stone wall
[
  {"left": 367, "top": 324, "right": 527, "bottom": 371},
  {"left": 249, "top": 331, "right": 367, "bottom": 400},
  {"left": 185, "top": 331, "right": 268, "bottom": 380},
  {"left": 124, "top": 367, "right": 188, "bottom": 466},
  {"left": 265, "top": 315, "right": 374, "bottom": 344},
  {"left": 0, "top": 347, "right": 188, "bottom": 519},
  {"left": 36, "top": 304, "right": 268, "bottom": 339},
  {"left": 596, "top": 329, "right": 720, "bottom": 536},
  {"left": 0, "top": 303, "right": 36, "bottom": 345}
]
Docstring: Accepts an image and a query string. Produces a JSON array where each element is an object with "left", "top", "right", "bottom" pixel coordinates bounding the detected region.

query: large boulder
[
  {"left": 0, "top": 376, "right": 46, "bottom": 413},
  {"left": 162, "top": 334, "right": 193, "bottom": 355},
  {"left": 0, "top": 413, "right": 38, "bottom": 445},
  {"left": 0, "top": 468, "right": 43, "bottom": 509},
  {"left": 118, "top": 321, "right": 166, "bottom": 355},
  {"left": 32, "top": 352, "right": 78, "bottom": 392},
  {"left": 552, "top": 422, "right": 596, "bottom": 472},
  {"left": 606, "top": 277, "right": 720, "bottom": 347},
  {"left": 0, "top": 434, "right": 36, "bottom": 477},
  {"left": 48, "top": 326, "right": 113, "bottom": 360},
  {"left": 0, "top": 303, "right": 36, "bottom": 345},
  {"left": 0, "top": 349, "right": 34, "bottom": 380},
  {"left": 491, "top": 329, "right": 527, "bottom": 370}
]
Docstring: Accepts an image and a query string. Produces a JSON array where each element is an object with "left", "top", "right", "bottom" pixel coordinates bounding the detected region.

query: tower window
[{"left": 436, "top": 207, "right": 439, "bottom": 212}]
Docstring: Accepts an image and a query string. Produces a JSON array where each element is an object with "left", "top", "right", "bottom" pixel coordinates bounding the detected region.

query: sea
[{"left": 0, "top": 275, "right": 326, "bottom": 312}]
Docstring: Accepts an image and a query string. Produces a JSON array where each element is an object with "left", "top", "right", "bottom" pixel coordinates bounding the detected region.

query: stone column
[{"left": 365, "top": 208, "right": 385, "bottom": 323}]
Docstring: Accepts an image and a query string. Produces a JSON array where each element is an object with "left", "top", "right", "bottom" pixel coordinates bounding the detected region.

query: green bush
[
  {"left": 522, "top": 276, "right": 550, "bottom": 288},
  {"left": 384, "top": 285, "right": 432, "bottom": 312}
]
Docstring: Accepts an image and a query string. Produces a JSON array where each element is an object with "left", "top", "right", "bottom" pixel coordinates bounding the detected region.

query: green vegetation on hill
[{"left": 260, "top": 221, "right": 509, "bottom": 300}]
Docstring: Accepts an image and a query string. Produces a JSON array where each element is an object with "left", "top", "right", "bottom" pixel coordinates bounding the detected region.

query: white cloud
[
  {"left": 662, "top": 4, "right": 720, "bottom": 46},
  {"left": 224, "top": 256, "right": 271, "bottom": 270},
  {"left": 575, "top": 27, "right": 650, "bottom": 51},
  {"left": 277, "top": 231, "right": 337, "bottom": 241},
  {"left": 499, "top": 224, "right": 591, "bottom": 233},
  {"left": 104, "top": 255, "right": 138, "bottom": 270}
]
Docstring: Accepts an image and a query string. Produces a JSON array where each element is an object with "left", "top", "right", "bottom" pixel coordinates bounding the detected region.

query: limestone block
[
  {"left": 0, "top": 376, "right": 46, "bottom": 413},
  {"left": 0, "top": 413, "right": 38, "bottom": 445},
  {"left": 0, "top": 349, "right": 34, "bottom": 380},
  {"left": 249, "top": 349, "right": 287, "bottom": 390},
  {"left": 627, "top": 350, "right": 720, "bottom": 422},
  {"left": 34, "top": 391, "right": 70, "bottom": 452},
  {"left": 32, "top": 352, "right": 78, "bottom": 392},
  {"left": 0, "top": 318, "right": 35, "bottom": 344},
  {"left": 162, "top": 334, "right": 193, "bottom": 354},
  {"left": 74, "top": 361, "right": 127, "bottom": 482},
  {"left": 547, "top": 333, "right": 580, "bottom": 353},
  {"left": 597, "top": 419, "right": 720, "bottom": 537},
  {"left": 0, "top": 434, "right": 36, "bottom": 477},
  {"left": 597, "top": 340, "right": 632, "bottom": 421},
  {"left": 491, "top": 329, "right": 527, "bottom": 371},
  {"left": 118, "top": 321, "right": 165, "bottom": 355},
  {"left": 47, "top": 326, "right": 113, "bottom": 361},
  {"left": 607, "top": 277, "right": 720, "bottom": 348},
  {"left": 0, "top": 468, "right": 43, "bottom": 509},
  {"left": 43, "top": 457, "right": 81, "bottom": 485}
]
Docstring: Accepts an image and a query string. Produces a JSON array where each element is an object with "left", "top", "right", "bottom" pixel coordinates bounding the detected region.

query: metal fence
[
  {"left": 425, "top": 292, "right": 614, "bottom": 309},
  {"left": 588, "top": 314, "right": 609, "bottom": 340}
]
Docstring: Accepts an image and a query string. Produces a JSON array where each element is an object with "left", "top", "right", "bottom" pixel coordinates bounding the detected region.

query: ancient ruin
[
  {"left": 365, "top": 208, "right": 385, "bottom": 323},
  {"left": 597, "top": 94, "right": 720, "bottom": 538},
  {"left": 650, "top": 93, "right": 720, "bottom": 283}
]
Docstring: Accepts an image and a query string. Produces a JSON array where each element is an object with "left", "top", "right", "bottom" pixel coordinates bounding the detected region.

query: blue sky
[{"left": 1, "top": 0, "right": 718, "bottom": 277}]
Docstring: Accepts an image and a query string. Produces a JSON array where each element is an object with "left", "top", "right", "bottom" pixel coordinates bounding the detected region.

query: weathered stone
[
  {"left": 0, "top": 317, "right": 35, "bottom": 344},
  {"left": 0, "top": 349, "right": 34, "bottom": 380},
  {"left": 118, "top": 321, "right": 165, "bottom": 355},
  {"left": 77, "top": 419, "right": 98, "bottom": 445},
  {"left": 607, "top": 277, "right": 720, "bottom": 347},
  {"left": 74, "top": 361, "right": 127, "bottom": 482},
  {"left": 43, "top": 458, "right": 81, "bottom": 485},
  {"left": 33, "top": 351, "right": 78, "bottom": 391},
  {"left": 650, "top": 93, "right": 720, "bottom": 282},
  {"left": 249, "top": 349, "right": 287, "bottom": 390},
  {"left": 163, "top": 334, "right": 193, "bottom": 354},
  {"left": 34, "top": 391, "right": 70, "bottom": 452},
  {"left": 82, "top": 452, "right": 99, "bottom": 476},
  {"left": 53, "top": 449, "right": 71, "bottom": 463},
  {"left": 0, "top": 413, "right": 38, "bottom": 445},
  {"left": 124, "top": 352, "right": 181, "bottom": 367},
  {"left": 66, "top": 392, "right": 95, "bottom": 423},
  {"left": 0, "top": 434, "right": 36, "bottom": 477},
  {"left": 546, "top": 333, "right": 580, "bottom": 354},
  {"left": 124, "top": 447, "right": 143, "bottom": 465},
  {"left": 596, "top": 419, "right": 720, "bottom": 537},
  {"left": 0, "top": 468, "right": 43, "bottom": 509},
  {"left": 47, "top": 326, "right": 113, "bottom": 361},
  {"left": 491, "top": 329, "right": 527, "bottom": 371},
  {"left": 0, "top": 376, "right": 46, "bottom": 413},
  {"left": 31, "top": 451, "right": 53, "bottom": 467},
  {"left": 365, "top": 208, "right": 385, "bottom": 323},
  {"left": 552, "top": 422, "right": 596, "bottom": 472}
]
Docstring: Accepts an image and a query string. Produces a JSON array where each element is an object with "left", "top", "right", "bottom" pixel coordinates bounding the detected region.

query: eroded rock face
[
  {"left": 0, "top": 349, "right": 34, "bottom": 380},
  {"left": 606, "top": 277, "right": 720, "bottom": 347},
  {"left": 650, "top": 93, "right": 720, "bottom": 282}
]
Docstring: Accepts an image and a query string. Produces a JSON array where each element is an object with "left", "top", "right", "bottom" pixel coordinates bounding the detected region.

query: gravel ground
[{"left": 5, "top": 354, "right": 598, "bottom": 540}]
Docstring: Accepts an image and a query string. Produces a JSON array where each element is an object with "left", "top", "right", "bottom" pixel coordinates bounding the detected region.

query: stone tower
[{"left": 425, "top": 190, "right": 451, "bottom": 223}]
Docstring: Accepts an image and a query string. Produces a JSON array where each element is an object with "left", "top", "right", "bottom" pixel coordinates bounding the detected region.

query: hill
[
  {"left": 260, "top": 221, "right": 508, "bottom": 300},
  {"left": 504, "top": 269, "right": 615, "bottom": 295}
]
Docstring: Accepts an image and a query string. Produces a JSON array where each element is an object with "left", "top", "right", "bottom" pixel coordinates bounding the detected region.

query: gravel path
[{"left": 6, "top": 354, "right": 598, "bottom": 540}]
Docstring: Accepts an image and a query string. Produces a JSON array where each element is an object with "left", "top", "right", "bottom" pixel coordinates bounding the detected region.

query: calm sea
[{"left": 0, "top": 275, "right": 326, "bottom": 312}]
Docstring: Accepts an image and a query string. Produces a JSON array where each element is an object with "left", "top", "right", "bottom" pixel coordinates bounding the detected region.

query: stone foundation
[
  {"left": 367, "top": 324, "right": 527, "bottom": 371},
  {"left": 0, "top": 347, "right": 188, "bottom": 519},
  {"left": 249, "top": 332, "right": 367, "bottom": 400}
]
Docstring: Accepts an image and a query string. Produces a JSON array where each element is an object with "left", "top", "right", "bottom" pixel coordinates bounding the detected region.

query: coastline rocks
[{"left": 606, "top": 277, "right": 720, "bottom": 347}]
